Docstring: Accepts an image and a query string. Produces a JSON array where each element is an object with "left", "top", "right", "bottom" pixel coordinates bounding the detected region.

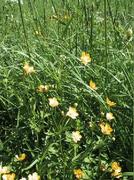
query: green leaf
[{"left": 123, "top": 172, "right": 134, "bottom": 176}]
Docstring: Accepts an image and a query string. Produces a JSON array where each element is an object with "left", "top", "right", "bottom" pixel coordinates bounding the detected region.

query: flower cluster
[{"left": 20, "top": 52, "right": 122, "bottom": 179}]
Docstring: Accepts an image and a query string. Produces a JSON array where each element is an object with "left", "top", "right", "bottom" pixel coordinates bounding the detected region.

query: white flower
[
  {"left": 106, "top": 112, "right": 114, "bottom": 121},
  {"left": 19, "top": 178, "right": 27, "bottom": 180},
  {"left": 48, "top": 97, "right": 59, "bottom": 107},
  {"left": 28, "top": 172, "right": 40, "bottom": 180},
  {"left": 72, "top": 131, "right": 82, "bottom": 143},
  {"left": 66, "top": 107, "right": 79, "bottom": 119}
]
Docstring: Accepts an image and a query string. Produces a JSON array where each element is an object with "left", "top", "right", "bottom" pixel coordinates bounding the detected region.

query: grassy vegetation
[{"left": 0, "top": 0, "right": 134, "bottom": 179}]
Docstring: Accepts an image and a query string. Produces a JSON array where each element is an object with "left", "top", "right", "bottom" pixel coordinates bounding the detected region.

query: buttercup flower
[
  {"left": 34, "top": 30, "right": 42, "bottom": 36},
  {"left": 74, "top": 169, "right": 83, "bottom": 179},
  {"left": 2, "top": 173, "right": 16, "bottom": 180},
  {"left": 72, "top": 131, "right": 82, "bottom": 143},
  {"left": 23, "top": 63, "right": 35, "bottom": 75},
  {"left": 63, "top": 15, "right": 71, "bottom": 20},
  {"left": 106, "top": 112, "right": 114, "bottom": 121},
  {"left": 66, "top": 106, "right": 79, "bottom": 119},
  {"left": 106, "top": 97, "right": 116, "bottom": 107},
  {"left": 49, "top": 97, "right": 59, "bottom": 107},
  {"left": 0, "top": 165, "right": 10, "bottom": 174},
  {"left": 99, "top": 122, "right": 113, "bottom": 135},
  {"left": 80, "top": 51, "right": 91, "bottom": 65},
  {"left": 15, "top": 153, "right": 26, "bottom": 161},
  {"left": 28, "top": 172, "right": 40, "bottom": 180},
  {"left": 111, "top": 162, "right": 122, "bottom": 178},
  {"left": 89, "top": 80, "right": 97, "bottom": 90},
  {"left": 111, "top": 171, "right": 122, "bottom": 178},
  {"left": 37, "top": 85, "right": 49, "bottom": 93}
]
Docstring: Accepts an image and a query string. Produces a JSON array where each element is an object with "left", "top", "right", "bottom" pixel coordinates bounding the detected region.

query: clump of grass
[{"left": 0, "top": 0, "right": 133, "bottom": 179}]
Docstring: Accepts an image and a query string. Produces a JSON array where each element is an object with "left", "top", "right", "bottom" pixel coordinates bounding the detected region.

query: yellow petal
[
  {"left": 80, "top": 51, "right": 91, "bottom": 65},
  {"left": 16, "top": 153, "right": 26, "bottom": 161},
  {"left": 89, "top": 80, "right": 97, "bottom": 90},
  {"left": 74, "top": 169, "right": 83, "bottom": 179},
  {"left": 100, "top": 122, "right": 113, "bottom": 135},
  {"left": 106, "top": 97, "right": 116, "bottom": 107}
]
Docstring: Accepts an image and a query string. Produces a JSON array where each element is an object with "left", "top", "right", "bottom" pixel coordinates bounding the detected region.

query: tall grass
[{"left": 0, "top": 0, "right": 133, "bottom": 179}]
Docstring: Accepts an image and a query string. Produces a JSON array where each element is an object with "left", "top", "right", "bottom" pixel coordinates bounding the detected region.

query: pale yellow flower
[
  {"left": 74, "top": 169, "right": 83, "bottom": 179},
  {"left": 37, "top": 85, "right": 49, "bottom": 93},
  {"left": 66, "top": 106, "right": 79, "bottom": 119},
  {"left": 2, "top": 173, "right": 16, "bottom": 180},
  {"left": 89, "top": 80, "right": 97, "bottom": 90},
  {"left": 111, "top": 162, "right": 122, "bottom": 178},
  {"left": 15, "top": 153, "right": 26, "bottom": 161},
  {"left": 19, "top": 178, "right": 27, "bottom": 180},
  {"left": 106, "top": 97, "right": 116, "bottom": 107},
  {"left": 34, "top": 30, "right": 41, "bottom": 36},
  {"left": 23, "top": 63, "right": 35, "bottom": 75},
  {"left": 49, "top": 97, "right": 59, "bottom": 107},
  {"left": 106, "top": 112, "right": 114, "bottom": 121},
  {"left": 63, "top": 15, "right": 71, "bottom": 20},
  {"left": 28, "top": 172, "right": 40, "bottom": 180},
  {"left": 99, "top": 122, "right": 113, "bottom": 135},
  {"left": 72, "top": 131, "right": 82, "bottom": 143},
  {"left": 80, "top": 51, "right": 91, "bottom": 65},
  {"left": 0, "top": 166, "right": 10, "bottom": 174}
]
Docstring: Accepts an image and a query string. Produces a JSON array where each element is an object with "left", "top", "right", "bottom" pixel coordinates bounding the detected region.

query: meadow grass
[{"left": 0, "top": 0, "right": 134, "bottom": 179}]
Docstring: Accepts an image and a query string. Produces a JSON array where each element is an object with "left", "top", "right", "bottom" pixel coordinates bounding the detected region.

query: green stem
[
  {"left": 18, "top": 0, "right": 30, "bottom": 56},
  {"left": 104, "top": 0, "right": 108, "bottom": 68}
]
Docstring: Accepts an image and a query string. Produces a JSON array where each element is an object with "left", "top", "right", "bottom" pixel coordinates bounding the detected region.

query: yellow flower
[
  {"left": 106, "top": 97, "right": 116, "bottom": 107},
  {"left": 48, "top": 97, "right": 59, "bottom": 107},
  {"left": 106, "top": 112, "right": 114, "bottom": 121},
  {"left": 2, "top": 173, "right": 16, "bottom": 180},
  {"left": 89, "top": 80, "right": 97, "bottom": 90},
  {"left": 80, "top": 51, "right": 91, "bottom": 65},
  {"left": 72, "top": 131, "right": 82, "bottom": 143},
  {"left": 0, "top": 166, "right": 10, "bottom": 174},
  {"left": 23, "top": 63, "right": 35, "bottom": 75},
  {"left": 63, "top": 15, "right": 71, "bottom": 20},
  {"left": 37, "top": 85, "right": 49, "bottom": 93},
  {"left": 111, "top": 171, "right": 122, "bottom": 178},
  {"left": 111, "top": 162, "right": 122, "bottom": 178},
  {"left": 111, "top": 162, "right": 122, "bottom": 171},
  {"left": 99, "top": 122, "right": 113, "bottom": 135},
  {"left": 28, "top": 172, "right": 40, "bottom": 180},
  {"left": 66, "top": 106, "right": 79, "bottom": 119},
  {"left": 74, "top": 169, "right": 83, "bottom": 179},
  {"left": 15, "top": 153, "right": 26, "bottom": 161},
  {"left": 34, "top": 30, "right": 41, "bottom": 36}
]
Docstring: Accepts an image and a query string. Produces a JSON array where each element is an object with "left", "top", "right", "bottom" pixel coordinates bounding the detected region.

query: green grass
[{"left": 0, "top": 0, "right": 134, "bottom": 179}]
